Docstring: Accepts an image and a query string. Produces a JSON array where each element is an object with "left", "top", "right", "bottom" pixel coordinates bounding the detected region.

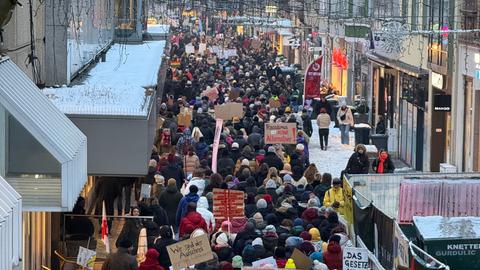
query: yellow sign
[
  {"left": 343, "top": 176, "right": 354, "bottom": 225},
  {"left": 237, "top": 25, "right": 244, "bottom": 35}
]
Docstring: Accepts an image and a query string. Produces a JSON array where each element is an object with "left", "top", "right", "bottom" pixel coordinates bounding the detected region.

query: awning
[
  {"left": 0, "top": 176, "right": 22, "bottom": 269},
  {"left": 0, "top": 57, "right": 87, "bottom": 211},
  {"left": 366, "top": 52, "right": 428, "bottom": 78}
]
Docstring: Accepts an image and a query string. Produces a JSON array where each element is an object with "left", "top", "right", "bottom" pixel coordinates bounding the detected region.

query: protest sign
[
  {"left": 211, "top": 119, "right": 223, "bottom": 173},
  {"left": 177, "top": 108, "right": 192, "bottom": 127},
  {"left": 167, "top": 234, "right": 213, "bottom": 270},
  {"left": 140, "top": 184, "right": 152, "bottom": 200},
  {"left": 76, "top": 246, "right": 96, "bottom": 269},
  {"left": 291, "top": 248, "right": 313, "bottom": 270},
  {"left": 214, "top": 102, "right": 244, "bottom": 120},
  {"left": 185, "top": 44, "right": 195, "bottom": 55},
  {"left": 343, "top": 247, "right": 369, "bottom": 270},
  {"left": 213, "top": 188, "right": 245, "bottom": 219},
  {"left": 264, "top": 123, "right": 297, "bottom": 144},
  {"left": 268, "top": 98, "right": 281, "bottom": 108},
  {"left": 252, "top": 256, "right": 277, "bottom": 268},
  {"left": 202, "top": 86, "right": 219, "bottom": 102}
]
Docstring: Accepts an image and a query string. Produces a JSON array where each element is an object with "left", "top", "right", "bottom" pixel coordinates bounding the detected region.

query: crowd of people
[{"left": 99, "top": 26, "right": 395, "bottom": 270}]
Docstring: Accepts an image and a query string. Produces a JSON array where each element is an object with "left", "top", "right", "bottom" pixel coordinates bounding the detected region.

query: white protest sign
[
  {"left": 343, "top": 246, "right": 369, "bottom": 270},
  {"left": 76, "top": 246, "right": 96, "bottom": 269},
  {"left": 252, "top": 256, "right": 277, "bottom": 268}
]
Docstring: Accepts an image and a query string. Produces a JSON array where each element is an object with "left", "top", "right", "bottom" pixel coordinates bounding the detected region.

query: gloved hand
[{"left": 332, "top": 201, "right": 340, "bottom": 208}]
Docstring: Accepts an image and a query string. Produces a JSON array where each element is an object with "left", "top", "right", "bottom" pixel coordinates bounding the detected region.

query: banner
[
  {"left": 353, "top": 195, "right": 374, "bottom": 251},
  {"left": 373, "top": 208, "right": 394, "bottom": 269},
  {"left": 304, "top": 56, "right": 323, "bottom": 100},
  {"left": 343, "top": 176, "right": 354, "bottom": 225},
  {"left": 213, "top": 188, "right": 245, "bottom": 219},
  {"left": 393, "top": 222, "right": 410, "bottom": 269},
  {"left": 264, "top": 123, "right": 297, "bottom": 144},
  {"left": 214, "top": 102, "right": 244, "bottom": 120},
  {"left": 343, "top": 247, "right": 369, "bottom": 270},
  {"left": 211, "top": 119, "right": 223, "bottom": 173},
  {"left": 167, "top": 234, "right": 213, "bottom": 270}
]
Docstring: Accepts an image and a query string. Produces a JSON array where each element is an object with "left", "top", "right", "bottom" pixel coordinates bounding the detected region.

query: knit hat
[
  {"left": 329, "top": 235, "right": 341, "bottom": 243},
  {"left": 299, "top": 241, "right": 315, "bottom": 255},
  {"left": 263, "top": 194, "right": 273, "bottom": 203},
  {"left": 264, "top": 225, "right": 276, "bottom": 234},
  {"left": 280, "top": 163, "right": 292, "bottom": 174},
  {"left": 216, "top": 233, "right": 229, "bottom": 246},
  {"left": 268, "top": 146, "right": 276, "bottom": 153},
  {"left": 312, "top": 260, "right": 329, "bottom": 270},
  {"left": 253, "top": 212, "right": 263, "bottom": 222},
  {"left": 309, "top": 228, "right": 321, "bottom": 241},
  {"left": 308, "top": 198, "right": 320, "bottom": 208},
  {"left": 293, "top": 218, "right": 304, "bottom": 227},
  {"left": 292, "top": 226, "right": 304, "bottom": 236},
  {"left": 232, "top": 142, "right": 239, "bottom": 149},
  {"left": 167, "top": 178, "right": 177, "bottom": 187},
  {"left": 232, "top": 255, "right": 243, "bottom": 269},
  {"left": 283, "top": 174, "right": 293, "bottom": 184},
  {"left": 266, "top": 179, "right": 277, "bottom": 189},
  {"left": 296, "top": 144, "right": 305, "bottom": 151},
  {"left": 219, "top": 261, "right": 233, "bottom": 270},
  {"left": 221, "top": 220, "right": 232, "bottom": 232},
  {"left": 241, "top": 159, "right": 250, "bottom": 166},
  {"left": 274, "top": 246, "right": 286, "bottom": 258},
  {"left": 300, "top": 231, "right": 312, "bottom": 241},
  {"left": 285, "top": 258, "right": 296, "bottom": 268},
  {"left": 310, "top": 251, "right": 323, "bottom": 263},
  {"left": 252, "top": 237, "right": 263, "bottom": 247},
  {"left": 256, "top": 199, "right": 267, "bottom": 209},
  {"left": 285, "top": 236, "right": 304, "bottom": 247}
]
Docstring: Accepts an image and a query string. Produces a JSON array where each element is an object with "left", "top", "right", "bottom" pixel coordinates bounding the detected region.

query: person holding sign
[{"left": 323, "top": 178, "right": 345, "bottom": 215}]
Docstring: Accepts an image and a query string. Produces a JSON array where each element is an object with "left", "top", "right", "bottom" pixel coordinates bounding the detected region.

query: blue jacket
[{"left": 175, "top": 192, "right": 200, "bottom": 226}]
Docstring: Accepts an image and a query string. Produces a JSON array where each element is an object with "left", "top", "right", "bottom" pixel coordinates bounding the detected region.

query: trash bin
[
  {"left": 370, "top": 134, "right": 388, "bottom": 151},
  {"left": 354, "top": 124, "right": 371, "bottom": 145},
  {"left": 354, "top": 112, "right": 369, "bottom": 124}
]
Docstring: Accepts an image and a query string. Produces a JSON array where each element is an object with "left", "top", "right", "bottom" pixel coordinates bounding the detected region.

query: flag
[
  {"left": 303, "top": 56, "right": 323, "bottom": 101},
  {"left": 101, "top": 201, "right": 110, "bottom": 253}
]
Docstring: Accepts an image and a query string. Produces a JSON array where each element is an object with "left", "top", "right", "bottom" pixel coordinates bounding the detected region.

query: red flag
[
  {"left": 101, "top": 201, "right": 110, "bottom": 253},
  {"left": 303, "top": 56, "right": 323, "bottom": 100}
]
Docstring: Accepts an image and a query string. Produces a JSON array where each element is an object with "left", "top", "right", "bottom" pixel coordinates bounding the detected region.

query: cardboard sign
[
  {"left": 269, "top": 98, "right": 281, "bottom": 108},
  {"left": 76, "top": 246, "right": 96, "bottom": 269},
  {"left": 343, "top": 247, "right": 369, "bottom": 270},
  {"left": 291, "top": 248, "right": 313, "bottom": 270},
  {"left": 213, "top": 189, "right": 245, "bottom": 219},
  {"left": 264, "top": 123, "right": 297, "bottom": 144},
  {"left": 252, "top": 256, "right": 277, "bottom": 268},
  {"left": 228, "top": 90, "right": 240, "bottom": 101},
  {"left": 177, "top": 108, "right": 192, "bottom": 127},
  {"left": 202, "top": 86, "right": 219, "bottom": 102},
  {"left": 167, "top": 234, "right": 213, "bottom": 270},
  {"left": 214, "top": 102, "right": 244, "bottom": 120}
]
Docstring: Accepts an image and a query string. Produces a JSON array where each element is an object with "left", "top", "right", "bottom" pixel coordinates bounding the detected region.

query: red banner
[
  {"left": 213, "top": 189, "right": 245, "bottom": 219},
  {"left": 303, "top": 56, "right": 323, "bottom": 100}
]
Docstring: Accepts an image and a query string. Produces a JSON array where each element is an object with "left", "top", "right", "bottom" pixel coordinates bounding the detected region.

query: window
[
  {"left": 427, "top": 0, "right": 450, "bottom": 67},
  {"left": 460, "top": 0, "right": 480, "bottom": 45}
]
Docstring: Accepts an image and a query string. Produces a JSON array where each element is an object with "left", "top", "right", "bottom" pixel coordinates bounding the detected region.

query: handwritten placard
[
  {"left": 167, "top": 234, "right": 213, "bottom": 270},
  {"left": 264, "top": 122, "right": 297, "bottom": 144}
]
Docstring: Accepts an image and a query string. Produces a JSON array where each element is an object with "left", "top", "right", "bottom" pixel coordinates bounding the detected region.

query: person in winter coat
[
  {"left": 117, "top": 207, "right": 142, "bottom": 255},
  {"left": 197, "top": 196, "right": 215, "bottom": 233},
  {"left": 372, "top": 150, "right": 395, "bottom": 173},
  {"left": 217, "top": 148, "right": 235, "bottom": 178},
  {"left": 314, "top": 173, "right": 332, "bottom": 204},
  {"left": 263, "top": 146, "right": 284, "bottom": 171},
  {"left": 183, "top": 169, "right": 206, "bottom": 196},
  {"left": 158, "top": 179, "right": 183, "bottom": 230},
  {"left": 160, "top": 154, "right": 185, "bottom": 190},
  {"left": 138, "top": 249, "right": 165, "bottom": 270},
  {"left": 301, "top": 109, "right": 313, "bottom": 137},
  {"left": 323, "top": 235, "right": 343, "bottom": 270},
  {"left": 179, "top": 202, "right": 208, "bottom": 237},
  {"left": 316, "top": 108, "right": 331, "bottom": 150},
  {"left": 102, "top": 239, "right": 138, "bottom": 270},
  {"left": 336, "top": 104, "right": 354, "bottom": 145},
  {"left": 233, "top": 222, "right": 258, "bottom": 255},
  {"left": 154, "top": 226, "right": 177, "bottom": 269},
  {"left": 345, "top": 144, "right": 370, "bottom": 175},
  {"left": 176, "top": 185, "right": 200, "bottom": 226},
  {"left": 183, "top": 146, "right": 200, "bottom": 176},
  {"left": 323, "top": 178, "right": 345, "bottom": 214},
  {"left": 176, "top": 128, "right": 195, "bottom": 158},
  {"left": 195, "top": 137, "right": 209, "bottom": 160},
  {"left": 247, "top": 126, "right": 263, "bottom": 149}
]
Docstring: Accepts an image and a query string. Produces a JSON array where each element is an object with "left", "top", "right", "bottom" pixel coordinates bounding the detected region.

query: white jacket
[
  {"left": 197, "top": 197, "right": 215, "bottom": 233},
  {"left": 182, "top": 177, "right": 205, "bottom": 196},
  {"left": 316, "top": 113, "right": 331, "bottom": 129},
  {"left": 337, "top": 107, "right": 354, "bottom": 126}
]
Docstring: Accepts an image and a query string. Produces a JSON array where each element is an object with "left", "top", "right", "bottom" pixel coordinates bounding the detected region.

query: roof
[
  {"left": 44, "top": 41, "right": 166, "bottom": 116},
  {"left": 0, "top": 57, "right": 87, "bottom": 211},
  {"left": 0, "top": 176, "right": 22, "bottom": 269},
  {"left": 414, "top": 216, "right": 480, "bottom": 240}
]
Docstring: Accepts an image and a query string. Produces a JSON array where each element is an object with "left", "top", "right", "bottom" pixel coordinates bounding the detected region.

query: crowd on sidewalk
[{"left": 98, "top": 26, "right": 395, "bottom": 270}]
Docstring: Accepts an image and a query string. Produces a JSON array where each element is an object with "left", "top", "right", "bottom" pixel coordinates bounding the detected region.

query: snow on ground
[
  {"left": 44, "top": 41, "right": 166, "bottom": 116},
  {"left": 147, "top": 24, "right": 170, "bottom": 34},
  {"left": 309, "top": 120, "right": 354, "bottom": 178}
]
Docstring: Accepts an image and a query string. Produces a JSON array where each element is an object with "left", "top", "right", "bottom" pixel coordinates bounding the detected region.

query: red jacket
[
  {"left": 323, "top": 241, "right": 343, "bottom": 270},
  {"left": 139, "top": 249, "right": 165, "bottom": 270},
  {"left": 179, "top": 211, "right": 208, "bottom": 237}
]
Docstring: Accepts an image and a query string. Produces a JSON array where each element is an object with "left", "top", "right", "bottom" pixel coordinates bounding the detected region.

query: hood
[
  {"left": 186, "top": 192, "right": 200, "bottom": 203},
  {"left": 355, "top": 143, "right": 366, "bottom": 153},
  {"left": 142, "top": 249, "right": 160, "bottom": 266},
  {"left": 303, "top": 208, "right": 319, "bottom": 220},
  {"left": 198, "top": 196, "right": 209, "bottom": 209},
  {"left": 327, "top": 241, "right": 342, "bottom": 254}
]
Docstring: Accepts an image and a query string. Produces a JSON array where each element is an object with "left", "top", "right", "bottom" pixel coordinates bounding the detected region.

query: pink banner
[
  {"left": 211, "top": 119, "right": 224, "bottom": 173},
  {"left": 303, "top": 56, "right": 323, "bottom": 100}
]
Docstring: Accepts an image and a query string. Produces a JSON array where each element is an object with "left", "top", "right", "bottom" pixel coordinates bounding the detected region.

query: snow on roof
[
  {"left": 414, "top": 216, "right": 480, "bottom": 240},
  {"left": 147, "top": 24, "right": 170, "bottom": 34},
  {"left": 44, "top": 41, "right": 166, "bottom": 116}
]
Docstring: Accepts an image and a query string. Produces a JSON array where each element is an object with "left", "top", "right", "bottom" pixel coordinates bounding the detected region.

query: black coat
[
  {"left": 345, "top": 152, "right": 370, "bottom": 174},
  {"left": 302, "top": 114, "right": 313, "bottom": 137},
  {"left": 372, "top": 157, "right": 395, "bottom": 173},
  {"left": 160, "top": 164, "right": 185, "bottom": 190},
  {"left": 217, "top": 156, "right": 235, "bottom": 178},
  {"left": 154, "top": 237, "right": 177, "bottom": 268},
  {"left": 263, "top": 152, "right": 284, "bottom": 171},
  {"left": 158, "top": 185, "right": 183, "bottom": 228},
  {"left": 314, "top": 99, "right": 332, "bottom": 115}
]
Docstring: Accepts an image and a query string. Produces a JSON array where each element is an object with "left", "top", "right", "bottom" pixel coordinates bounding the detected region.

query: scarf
[{"left": 378, "top": 155, "right": 387, "bottom": 173}]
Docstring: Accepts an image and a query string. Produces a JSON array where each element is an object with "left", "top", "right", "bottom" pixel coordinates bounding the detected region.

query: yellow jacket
[{"left": 323, "top": 187, "right": 345, "bottom": 214}]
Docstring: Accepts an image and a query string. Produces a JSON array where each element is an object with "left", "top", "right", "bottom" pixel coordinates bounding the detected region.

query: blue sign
[{"left": 476, "top": 70, "right": 480, "bottom": 80}]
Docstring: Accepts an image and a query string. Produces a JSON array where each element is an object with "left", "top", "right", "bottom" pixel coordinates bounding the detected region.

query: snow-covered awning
[
  {"left": 0, "top": 176, "right": 22, "bottom": 269},
  {"left": 0, "top": 57, "right": 87, "bottom": 211}
]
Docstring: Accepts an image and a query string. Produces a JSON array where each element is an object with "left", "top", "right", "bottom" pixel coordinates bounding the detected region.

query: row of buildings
[
  {"left": 277, "top": 0, "right": 480, "bottom": 173},
  {"left": 0, "top": 0, "right": 168, "bottom": 269}
]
